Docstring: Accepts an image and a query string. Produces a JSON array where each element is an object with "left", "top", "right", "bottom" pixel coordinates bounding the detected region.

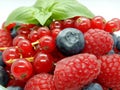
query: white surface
[{"left": 0, "top": 0, "right": 120, "bottom": 28}]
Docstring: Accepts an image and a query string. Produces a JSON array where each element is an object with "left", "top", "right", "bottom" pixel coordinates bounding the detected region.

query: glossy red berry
[
  {"left": 73, "top": 16, "right": 81, "bottom": 20},
  {"left": 33, "top": 53, "right": 54, "bottom": 74},
  {"left": 29, "top": 30, "right": 39, "bottom": 42},
  {"left": 37, "top": 26, "right": 51, "bottom": 38},
  {"left": 38, "top": 35, "right": 55, "bottom": 53},
  {"left": 111, "top": 18, "right": 120, "bottom": 30},
  {"left": 50, "top": 20, "right": 63, "bottom": 30},
  {"left": 17, "top": 26, "right": 31, "bottom": 38},
  {"left": 13, "top": 35, "right": 26, "bottom": 46},
  {"left": 91, "top": 16, "right": 106, "bottom": 29},
  {"left": 5, "top": 23, "right": 16, "bottom": 31},
  {"left": 74, "top": 17, "right": 91, "bottom": 33},
  {"left": 11, "top": 58, "right": 33, "bottom": 80},
  {"left": 17, "top": 39, "right": 34, "bottom": 57},
  {"left": 2, "top": 47, "right": 20, "bottom": 66},
  {"left": 51, "top": 28, "right": 61, "bottom": 40},
  {"left": 105, "top": 20, "right": 119, "bottom": 33},
  {"left": 63, "top": 18, "right": 74, "bottom": 28}
]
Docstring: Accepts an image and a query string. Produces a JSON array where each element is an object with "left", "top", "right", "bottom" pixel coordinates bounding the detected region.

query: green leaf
[
  {"left": 51, "top": 0, "right": 94, "bottom": 20},
  {"left": 5, "top": 7, "right": 40, "bottom": 26},
  {"left": 34, "top": 0, "right": 94, "bottom": 22},
  {"left": 34, "top": 11, "right": 52, "bottom": 25},
  {"left": 33, "top": 0, "right": 55, "bottom": 11}
]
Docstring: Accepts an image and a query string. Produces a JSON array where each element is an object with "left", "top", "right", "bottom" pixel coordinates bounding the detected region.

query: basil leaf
[
  {"left": 51, "top": 0, "right": 94, "bottom": 20},
  {"left": 5, "top": 7, "right": 39, "bottom": 26},
  {"left": 34, "top": 11, "right": 52, "bottom": 25},
  {"left": 34, "top": 0, "right": 55, "bottom": 11}
]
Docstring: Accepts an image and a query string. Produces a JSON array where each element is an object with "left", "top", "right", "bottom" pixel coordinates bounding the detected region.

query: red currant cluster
[{"left": 1, "top": 16, "right": 120, "bottom": 88}]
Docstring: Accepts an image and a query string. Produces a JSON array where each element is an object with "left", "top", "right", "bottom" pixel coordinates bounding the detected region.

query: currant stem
[
  {"left": 6, "top": 57, "right": 34, "bottom": 64},
  {"left": 32, "top": 40, "right": 39, "bottom": 46},
  {"left": 0, "top": 47, "right": 8, "bottom": 51},
  {"left": 0, "top": 40, "right": 39, "bottom": 51}
]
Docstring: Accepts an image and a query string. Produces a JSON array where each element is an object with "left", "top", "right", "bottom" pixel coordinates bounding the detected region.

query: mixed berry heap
[
  {"left": 1, "top": 0, "right": 120, "bottom": 90},
  {"left": 0, "top": 15, "right": 120, "bottom": 90}
]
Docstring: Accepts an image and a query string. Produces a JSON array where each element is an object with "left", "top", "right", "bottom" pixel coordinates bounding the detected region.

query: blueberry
[
  {"left": 7, "top": 86, "right": 23, "bottom": 90},
  {"left": 116, "top": 36, "right": 120, "bottom": 50},
  {"left": 82, "top": 83, "right": 103, "bottom": 90},
  {"left": 10, "top": 23, "right": 21, "bottom": 38},
  {"left": 56, "top": 28, "right": 85, "bottom": 56},
  {"left": 0, "top": 52, "right": 6, "bottom": 67},
  {"left": 111, "top": 34, "right": 117, "bottom": 48},
  {"left": 108, "top": 49, "right": 115, "bottom": 54},
  {"left": 0, "top": 66, "right": 9, "bottom": 86},
  {"left": 10, "top": 28, "right": 17, "bottom": 38}
]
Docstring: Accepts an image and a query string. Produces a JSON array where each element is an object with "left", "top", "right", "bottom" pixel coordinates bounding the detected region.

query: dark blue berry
[
  {"left": 116, "top": 36, "right": 120, "bottom": 50},
  {"left": 11, "top": 28, "right": 17, "bottom": 38},
  {"left": 0, "top": 52, "right": 6, "bottom": 67},
  {"left": 56, "top": 28, "right": 85, "bottom": 56},
  {"left": 108, "top": 49, "right": 115, "bottom": 54},
  {"left": 111, "top": 33, "right": 117, "bottom": 48},
  {"left": 10, "top": 23, "right": 21, "bottom": 38},
  {"left": 82, "top": 83, "right": 103, "bottom": 90},
  {"left": 7, "top": 86, "right": 23, "bottom": 90},
  {"left": 0, "top": 66, "right": 9, "bottom": 86}
]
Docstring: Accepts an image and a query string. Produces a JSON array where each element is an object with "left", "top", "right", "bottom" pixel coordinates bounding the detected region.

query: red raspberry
[
  {"left": 83, "top": 29, "right": 113, "bottom": 56},
  {"left": 102, "top": 86, "right": 110, "bottom": 90},
  {"left": 97, "top": 54, "right": 120, "bottom": 88},
  {"left": 112, "top": 87, "right": 120, "bottom": 90},
  {"left": 24, "top": 73, "right": 56, "bottom": 90},
  {"left": 54, "top": 53, "right": 101, "bottom": 90},
  {"left": 0, "top": 29, "right": 12, "bottom": 48}
]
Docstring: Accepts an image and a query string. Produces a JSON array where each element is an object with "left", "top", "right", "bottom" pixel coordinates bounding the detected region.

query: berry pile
[{"left": 0, "top": 15, "right": 120, "bottom": 90}]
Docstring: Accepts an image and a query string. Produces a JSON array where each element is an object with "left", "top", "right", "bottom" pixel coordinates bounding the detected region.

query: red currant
[
  {"left": 29, "top": 30, "right": 39, "bottom": 42},
  {"left": 13, "top": 35, "right": 26, "bottom": 46},
  {"left": 33, "top": 52, "right": 54, "bottom": 74},
  {"left": 111, "top": 18, "right": 120, "bottom": 30},
  {"left": 73, "top": 16, "right": 81, "bottom": 20},
  {"left": 91, "top": 16, "right": 106, "bottom": 29},
  {"left": 2, "top": 47, "right": 20, "bottom": 66},
  {"left": 51, "top": 48, "right": 65, "bottom": 63},
  {"left": 105, "top": 20, "right": 119, "bottom": 33},
  {"left": 38, "top": 35, "right": 55, "bottom": 53},
  {"left": 51, "top": 28, "right": 61, "bottom": 40},
  {"left": 5, "top": 23, "right": 16, "bottom": 31},
  {"left": 74, "top": 17, "right": 91, "bottom": 33},
  {"left": 21, "top": 24, "right": 36, "bottom": 28},
  {"left": 50, "top": 20, "right": 63, "bottom": 30},
  {"left": 11, "top": 58, "right": 33, "bottom": 80},
  {"left": 63, "top": 18, "right": 74, "bottom": 28},
  {"left": 17, "top": 26, "right": 31, "bottom": 38},
  {"left": 7, "top": 79, "right": 26, "bottom": 88},
  {"left": 37, "top": 26, "right": 51, "bottom": 38},
  {"left": 17, "top": 39, "right": 34, "bottom": 57}
]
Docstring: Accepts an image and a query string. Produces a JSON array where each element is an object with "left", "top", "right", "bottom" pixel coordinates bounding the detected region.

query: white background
[{"left": 0, "top": 0, "right": 120, "bottom": 29}]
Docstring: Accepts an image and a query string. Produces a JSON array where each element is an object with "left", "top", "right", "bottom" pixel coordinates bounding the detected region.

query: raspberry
[
  {"left": 54, "top": 53, "right": 101, "bottom": 90},
  {"left": 112, "top": 87, "right": 120, "bottom": 90},
  {"left": 97, "top": 54, "right": 120, "bottom": 88},
  {"left": 24, "top": 73, "right": 56, "bottom": 90},
  {"left": 0, "top": 30, "right": 12, "bottom": 48},
  {"left": 83, "top": 29, "right": 113, "bottom": 56}
]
